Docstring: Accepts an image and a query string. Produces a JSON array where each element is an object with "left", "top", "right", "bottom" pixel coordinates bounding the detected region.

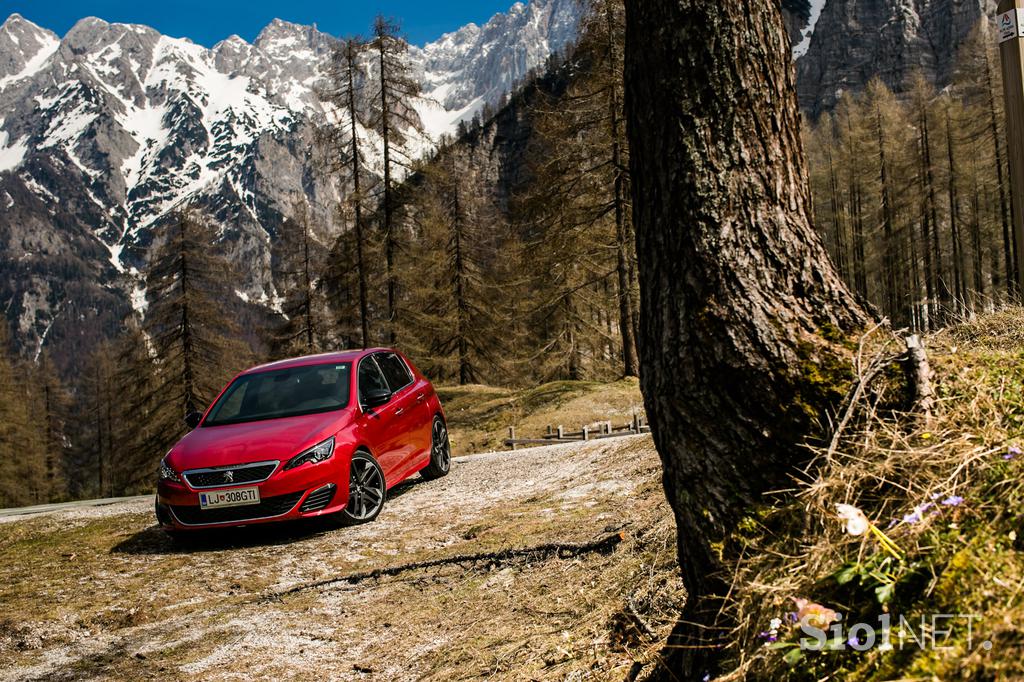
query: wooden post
[
  {"left": 509, "top": 426, "right": 517, "bottom": 451},
  {"left": 632, "top": 412, "right": 640, "bottom": 433},
  {"left": 998, "top": 0, "right": 1024, "bottom": 292},
  {"left": 582, "top": 425, "right": 590, "bottom": 441},
  {"left": 547, "top": 425, "right": 553, "bottom": 436},
  {"left": 557, "top": 425, "right": 564, "bottom": 440}
]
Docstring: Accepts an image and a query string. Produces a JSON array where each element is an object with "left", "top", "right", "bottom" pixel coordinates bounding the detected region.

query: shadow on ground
[{"left": 112, "top": 475, "right": 430, "bottom": 555}]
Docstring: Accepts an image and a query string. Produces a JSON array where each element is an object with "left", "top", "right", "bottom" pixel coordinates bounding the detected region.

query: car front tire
[{"left": 335, "top": 450, "right": 386, "bottom": 526}]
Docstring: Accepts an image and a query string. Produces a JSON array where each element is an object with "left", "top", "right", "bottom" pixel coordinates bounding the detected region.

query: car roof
[{"left": 241, "top": 348, "right": 396, "bottom": 375}]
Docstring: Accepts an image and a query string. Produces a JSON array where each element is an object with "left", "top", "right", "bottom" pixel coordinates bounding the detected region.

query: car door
[
  {"left": 374, "top": 351, "right": 428, "bottom": 475},
  {"left": 356, "top": 355, "right": 406, "bottom": 482}
]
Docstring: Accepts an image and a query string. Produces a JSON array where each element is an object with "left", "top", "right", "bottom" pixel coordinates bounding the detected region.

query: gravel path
[{"left": 0, "top": 435, "right": 674, "bottom": 681}]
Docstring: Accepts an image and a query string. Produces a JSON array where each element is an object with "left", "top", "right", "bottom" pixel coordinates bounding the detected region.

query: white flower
[
  {"left": 835, "top": 503, "right": 870, "bottom": 536},
  {"left": 769, "top": 617, "right": 783, "bottom": 630}
]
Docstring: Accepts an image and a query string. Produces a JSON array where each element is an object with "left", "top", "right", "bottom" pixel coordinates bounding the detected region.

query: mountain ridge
[{"left": 0, "top": 1, "right": 582, "bottom": 370}]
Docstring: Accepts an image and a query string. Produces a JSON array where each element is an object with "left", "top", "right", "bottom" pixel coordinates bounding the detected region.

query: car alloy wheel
[
  {"left": 344, "top": 452, "right": 385, "bottom": 522},
  {"left": 421, "top": 417, "right": 451, "bottom": 480}
]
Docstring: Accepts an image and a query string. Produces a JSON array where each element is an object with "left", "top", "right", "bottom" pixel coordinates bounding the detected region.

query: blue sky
[{"left": 1, "top": 0, "right": 518, "bottom": 46}]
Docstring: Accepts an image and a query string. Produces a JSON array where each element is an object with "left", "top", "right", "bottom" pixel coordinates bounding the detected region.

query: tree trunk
[
  {"left": 826, "top": 143, "right": 848, "bottom": 282},
  {"left": 916, "top": 113, "right": 935, "bottom": 328},
  {"left": 623, "top": 2, "right": 867, "bottom": 677},
  {"left": 378, "top": 40, "right": 397, "bottom": 345},
  {"left": 605, "top": 1, "right": 639, "bottom": 378},
  {"left": 876, "top": 105, "right": 899, "bottom": 323},
  {"left": 945, "top": 109, "right": 966, "bottom": 315},
  {"left": 921, "top": 109, "right": 947, "bottom": 323},
  {"left": 345, "top": 43, "right": 370, "bottom": 348},
  {"left": 984, "top": 43, "right": 1017, "bottom": 297},
  {"left": 452, "top": 187, "right": 472, "bottom": 385}
]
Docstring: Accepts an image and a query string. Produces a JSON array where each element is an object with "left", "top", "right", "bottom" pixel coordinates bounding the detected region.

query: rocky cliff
[{"left": 796, "top": 0, "right": 995, "bottom": 116}]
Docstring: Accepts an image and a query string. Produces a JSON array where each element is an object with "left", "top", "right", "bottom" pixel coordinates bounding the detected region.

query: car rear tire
[
  {"left": 336, "top": 450, "right": 386, "bottom": 526},
  {"left": 420, "top": 416, "right": 451, "bottom": 480}
]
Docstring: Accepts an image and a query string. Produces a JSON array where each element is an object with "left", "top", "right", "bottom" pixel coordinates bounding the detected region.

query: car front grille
[
  {"left": 170, "top": 491, "right": 303, "bottom": 526},
  {"left": 182, "top": 462, "right": 278, "bottom": 489},
  {"left": 300, "top": 484, "right": 336, "bottom": 513}
]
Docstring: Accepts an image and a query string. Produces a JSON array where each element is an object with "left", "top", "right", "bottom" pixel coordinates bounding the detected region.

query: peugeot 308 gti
[{"left": 155, "top": 349, "right": 450, "bottom": 532}]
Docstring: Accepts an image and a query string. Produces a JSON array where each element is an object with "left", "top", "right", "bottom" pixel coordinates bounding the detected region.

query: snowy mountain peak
[
  {"left": 0, "top": 1, "right": 583, "bottom": 361},
  {"left": 0, "top": 14, "right": 59, "bottom": 83}
]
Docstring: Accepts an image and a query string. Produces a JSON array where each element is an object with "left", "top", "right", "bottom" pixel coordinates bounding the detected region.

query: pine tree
[
  {"left": 955, "top": 20, "right": 1017, "bottom": 297},
  {"left": 31, "top": 353, "right": 69, "bottom": 501},
  {"left": 144, "top": 212, "right": 250, "bottom": 422},
  {"left": 516, "top": 0, "right": 639, "bottom": 379},
  {"left": 400, "top": 154, "right": 502, "bottom": 384},
  {"left": 76, "top": 342, "right": 118, "bottom": 498},
  {"left": 0, "top": 326, "right": 50, "bottom": 507},
  {"left": 320, "top": 37, "right": 373, "bottom": 347},
  {"left": 369, "top": 16, "right": 425, "bottom": 344},
  {"left": 271, "top": 196, "right": 328, "bottom": 357}
]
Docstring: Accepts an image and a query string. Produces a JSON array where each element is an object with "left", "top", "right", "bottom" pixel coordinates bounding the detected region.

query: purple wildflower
[
  {"left": 941, "top": 495, "right": 964, "bottom": 507},
  {"left": 1005, "top": 445, "right": 1021, "bottom": 460},
  {"left": 903, "top": 503, "right": 934, "bottom": 524}
]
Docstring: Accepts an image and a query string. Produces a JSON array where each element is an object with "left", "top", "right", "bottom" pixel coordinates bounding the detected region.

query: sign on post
[{"left": 997, "top": 0, "right": 1024, "bottom": 293}]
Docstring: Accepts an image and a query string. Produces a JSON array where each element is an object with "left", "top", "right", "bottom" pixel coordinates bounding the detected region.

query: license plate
[{"left": 199, "top": 487, "right": 260, "bottom": 509}]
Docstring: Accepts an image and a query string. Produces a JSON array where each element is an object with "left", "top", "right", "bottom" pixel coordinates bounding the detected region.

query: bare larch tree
[
  {"left": 369, "top": 16, "right": 425, "bottom": 344},
  {"left": 320, "top": 37, "right": 372, "bottom": 348}
]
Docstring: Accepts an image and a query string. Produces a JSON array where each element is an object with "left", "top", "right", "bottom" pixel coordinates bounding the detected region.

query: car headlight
[
  {"left": 285, "top": 437, "right": 335, "bottom": 470},
  {"left": 159, "top": 457, "right": 180, "bottom": 483}
]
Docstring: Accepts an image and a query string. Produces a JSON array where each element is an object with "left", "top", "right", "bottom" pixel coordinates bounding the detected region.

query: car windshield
[{"left": 203, "top": 363, "right": 352, "bottom": 426}]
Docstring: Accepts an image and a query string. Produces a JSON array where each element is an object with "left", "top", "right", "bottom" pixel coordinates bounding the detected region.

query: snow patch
[
  {"left": 793, "top": 0, "right": 828, "bottom": 58},
  {"left": 0, "top": 129, "right": 29, "bottom": 172},
  {"left": 131, "top": 282, "right": 148, "bottom": 316},
  {"left": 34, "top": 302, "right": 63, "bottom": 362},
  {"left": 0, "top": 31, "right": 58, "bottom": 90}
]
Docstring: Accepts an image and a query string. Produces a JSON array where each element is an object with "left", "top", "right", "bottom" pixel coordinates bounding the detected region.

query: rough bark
[{"left": 623, "top": 1, "right": 867, "bottom": 676}]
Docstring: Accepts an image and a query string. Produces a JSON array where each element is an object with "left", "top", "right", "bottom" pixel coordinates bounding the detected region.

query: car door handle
[
  {"left": 416, "top": 393, "right": 425, "bottom": 403},
  {"left": 395, "top": 407, "right": 405, "bottom": 416}
]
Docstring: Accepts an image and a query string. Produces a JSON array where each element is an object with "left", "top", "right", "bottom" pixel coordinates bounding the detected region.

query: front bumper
[{"left": 156, "top": 457, "right": 350, "bottom": 531}]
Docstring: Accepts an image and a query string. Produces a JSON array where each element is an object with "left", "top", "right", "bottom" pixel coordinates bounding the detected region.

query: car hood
[{"left": 167, "top": 410, "right": 350, "bottom": 470}]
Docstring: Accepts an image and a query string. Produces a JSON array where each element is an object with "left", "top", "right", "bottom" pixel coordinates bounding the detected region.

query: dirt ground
[{"left": 0, "top": 435, "right": 681, "bottom": 681}]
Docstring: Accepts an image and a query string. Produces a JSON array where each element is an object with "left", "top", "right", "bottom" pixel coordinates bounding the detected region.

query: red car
[{"left": 155, "top": 348, "right": 450, "bottom": 533}]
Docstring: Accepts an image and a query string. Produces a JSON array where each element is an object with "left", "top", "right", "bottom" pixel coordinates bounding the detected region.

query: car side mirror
[
  {"left": 362, "top": 389, "right": 392, "bottom": 409},
  {"left": 184, "top": 411, "right": 203, "bottom": 429}
]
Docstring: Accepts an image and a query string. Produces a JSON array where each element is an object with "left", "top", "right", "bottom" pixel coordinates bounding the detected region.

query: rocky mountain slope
[
  {"left": 796, "top": 0, "right": 995, "bottom": 115},
  {"left": 0, "top": 1, "right": 580, "bottom": 367}
]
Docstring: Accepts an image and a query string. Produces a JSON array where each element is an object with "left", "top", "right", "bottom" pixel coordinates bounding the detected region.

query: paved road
[
  {"left": 0, "top": 494, "right": 151, "bottom": 518},
  {"left": 0, "top": 451, "right": 525, "bottom": 519}
]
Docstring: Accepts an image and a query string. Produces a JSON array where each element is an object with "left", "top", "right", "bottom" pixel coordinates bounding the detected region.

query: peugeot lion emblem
[{"left": 223, "top": 470, "right": 234, "bottom": 483}]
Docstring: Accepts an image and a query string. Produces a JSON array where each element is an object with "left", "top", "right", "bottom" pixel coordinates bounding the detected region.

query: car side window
[
  {"left": 376, "top": 352, "right": 413, "bottom": 392},
  {"left": 358, "top": 357, "right": 389, "bottom": 405}
]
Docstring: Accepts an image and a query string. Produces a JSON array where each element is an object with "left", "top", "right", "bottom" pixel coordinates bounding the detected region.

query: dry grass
[
  {"left": 439, "top": 378, "right": 645, "bottom": 455},
  {"left": 723, "top": 308, "right": 1024, "bottom": 680}
]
